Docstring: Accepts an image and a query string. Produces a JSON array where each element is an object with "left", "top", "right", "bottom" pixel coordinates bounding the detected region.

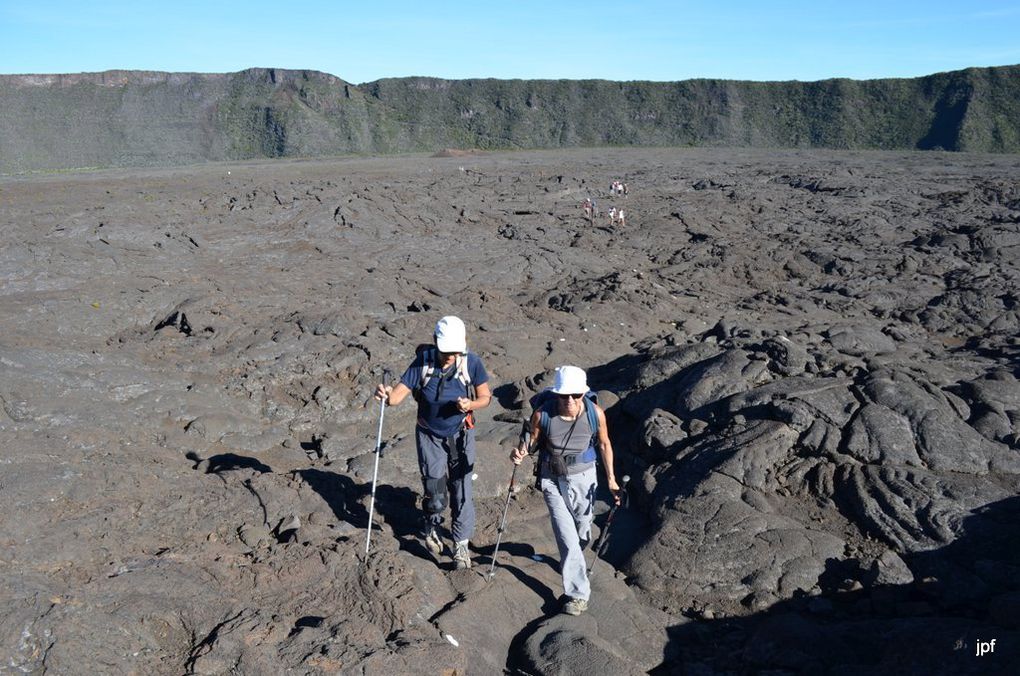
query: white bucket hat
[
  {"left": 434, "top": 315, "right": 467, "bottom": 353},
  {"left": 551, "top": 365, "right": 589, "bottom": 395}
]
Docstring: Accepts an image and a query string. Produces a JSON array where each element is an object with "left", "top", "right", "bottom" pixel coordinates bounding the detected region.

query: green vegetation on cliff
[{"left": 1, "top": 65, "right": 1018, "bottom": 172}]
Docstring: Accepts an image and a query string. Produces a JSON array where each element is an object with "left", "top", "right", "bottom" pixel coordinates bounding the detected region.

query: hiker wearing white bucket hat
[
  {"left": 510, "top": 365, "right": 620, "bottom": 615},
  {"left": 550, "top": 364, "right": 589, "bottom": 395},
  {"left": 375, "top": 315, "right": 491, "bottom": 570}
]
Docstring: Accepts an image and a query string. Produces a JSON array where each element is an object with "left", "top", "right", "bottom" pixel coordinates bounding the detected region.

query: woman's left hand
[{"left": 607, "top": 477, "right": 622, "bottom": 505}]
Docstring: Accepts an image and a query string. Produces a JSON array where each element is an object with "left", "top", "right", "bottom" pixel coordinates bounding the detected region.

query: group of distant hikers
[
  {"left": 581, "top": 179, "right": 628, "bottom": 226},
  {"left": 374, "top": 316, "right": 621, "bottom": 617}
]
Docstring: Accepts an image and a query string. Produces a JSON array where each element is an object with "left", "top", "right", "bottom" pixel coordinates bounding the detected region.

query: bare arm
[
  {"left": 375, "top": 382, "right": 412, "bottom": 406},
  {"left": 457, "top": 381, "right": 492, "bottom": 413},
  {"left": 511, "top": 409, "right": 543, "bottom": 463}
]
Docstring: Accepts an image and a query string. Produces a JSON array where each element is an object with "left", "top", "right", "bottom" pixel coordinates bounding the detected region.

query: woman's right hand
[
  {"left": 374, "top": 383, "right": 392, "bottom": 402},
  {"left": 510, "top": 444, "right": 529, "bottom": 465}
]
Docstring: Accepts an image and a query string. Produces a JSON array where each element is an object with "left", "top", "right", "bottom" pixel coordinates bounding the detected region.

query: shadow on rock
[
  {"left": 298, "top": 468, "right": 370, "bottom": 527},
  {"left": 187, "top": 451, "right": 272, "bottom": 474},
  {"left": 962, "top": 337, "right": 1020, "bottom": 369},
  {"left": 653, "top": 496, "right": 1020, "bottom": 675},
  {"left": 587, "top": 352, "right": 649, "bottom": 394},
  {"left": 373, "top": 483, "right": 433, "bottom": 559},
  {"left": 491, "top": 382, "right": 523, "bottom": 410},
  {"left": 492, "top": 541, "right": 562, "bottom": 608}
]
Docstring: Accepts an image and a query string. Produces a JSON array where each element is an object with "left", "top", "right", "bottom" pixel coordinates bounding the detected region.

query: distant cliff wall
[{"left": 1, "top": 65, "right": 1018, "bottom": 173}]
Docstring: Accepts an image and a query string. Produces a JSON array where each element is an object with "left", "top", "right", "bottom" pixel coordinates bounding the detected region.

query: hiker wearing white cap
[
  {"left": 510, "top": 365, "right": 620, "bottom": 615},
  {"left": 375, "top": 316, "right": 491, "bottom": 569}
]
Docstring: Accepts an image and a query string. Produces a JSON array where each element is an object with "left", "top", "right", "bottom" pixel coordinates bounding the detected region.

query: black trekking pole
[
  {"left": 364, "top": 370, "right": 390, "bottom": 557},
  {"left": 587, "top": 475, "right": 630, "bottom": 576},
  {"left": 487, "top": 462, "right": 519, "bottom": 579}
]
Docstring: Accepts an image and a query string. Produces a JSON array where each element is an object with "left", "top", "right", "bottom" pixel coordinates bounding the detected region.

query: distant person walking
[
  {"left": 375, "top": 316, "right": 492, "bottom": 569},
  {"left": 511, "top": 365, "right": 620, "bottom": 615}
]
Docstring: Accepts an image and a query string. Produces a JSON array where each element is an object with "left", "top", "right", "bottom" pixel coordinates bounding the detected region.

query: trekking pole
[
  {"left": 587, "top": 475, "right": 630, "bottom": 576},
  {"left": 364, "top": 370, "right": 390, "bottom": 557},
  {"left": 487, "top": 462, "right": 519, "bottom": 579}
]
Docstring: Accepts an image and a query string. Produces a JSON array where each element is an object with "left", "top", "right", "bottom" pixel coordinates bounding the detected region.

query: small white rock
[{"left": 445, "top": 634, "right": 459, "bottom": 647}]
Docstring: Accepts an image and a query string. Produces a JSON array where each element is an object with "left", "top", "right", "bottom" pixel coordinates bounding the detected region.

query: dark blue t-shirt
[{"left": 401, "top": 350, "right": 489, "bottom": 437}]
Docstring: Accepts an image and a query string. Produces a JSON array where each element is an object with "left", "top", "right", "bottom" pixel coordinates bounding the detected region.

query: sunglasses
[{"left": 557, "top": 393, "right": 584, "bottom": 400}]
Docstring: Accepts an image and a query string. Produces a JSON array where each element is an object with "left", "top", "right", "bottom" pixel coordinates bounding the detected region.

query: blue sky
[{"left": 2, "top": 1, "right": 1019, "bottom": 83}]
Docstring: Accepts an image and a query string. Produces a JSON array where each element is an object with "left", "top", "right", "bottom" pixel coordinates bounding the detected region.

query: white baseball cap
[
  {"left": 551, "top": 365, "right": 589, "bottom": 395},
  {"left": 434, "top": 316, "right": 467, "bottom": 353}
]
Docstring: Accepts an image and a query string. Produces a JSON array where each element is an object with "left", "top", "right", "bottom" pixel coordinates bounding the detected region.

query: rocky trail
[{"left": 1, "top": 147, "right": 1019, "bottom": 674}]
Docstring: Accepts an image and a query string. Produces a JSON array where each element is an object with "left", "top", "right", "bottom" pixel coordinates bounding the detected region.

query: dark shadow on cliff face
[
  {"left": 651, "top": 496, "right": 1020, "bottom": 675},
  {"left": 917, "top": 77, "right": 972, "bottom": 151}
]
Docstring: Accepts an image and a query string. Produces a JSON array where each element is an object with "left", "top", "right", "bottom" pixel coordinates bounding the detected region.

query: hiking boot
[
  {"left": 423, "top": 525, "right": 444, "bottom": 559},
  {"left": 562, "top": 597, "right": 588, "bottom": 616},
  {"left": 453, "top": 540, "right": 472, "bottom": 570}
]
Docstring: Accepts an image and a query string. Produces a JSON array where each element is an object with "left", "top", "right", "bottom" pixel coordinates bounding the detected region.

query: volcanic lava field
[{"left": 2, "top": 147, "right": 1019, "bottom": 674}]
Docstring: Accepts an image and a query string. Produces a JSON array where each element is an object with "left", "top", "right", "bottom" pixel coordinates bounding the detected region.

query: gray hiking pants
[
  {"left": 416, "top": 426, "right": 476, "bottom": 542},
  {"left": 540, "top": 466, "right": 597, "bottom": 601}
]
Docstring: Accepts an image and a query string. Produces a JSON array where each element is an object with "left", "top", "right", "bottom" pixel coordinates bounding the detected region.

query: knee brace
[{"left": 423, "top": 475, "right": 449, "bottom": 514}]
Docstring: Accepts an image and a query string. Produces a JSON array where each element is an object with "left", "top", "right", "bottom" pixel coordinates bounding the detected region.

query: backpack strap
[
  {"left": 456, "top": 353, "right": 476, "bottom": 399},
  {"left": 539, "top": 403, "right": 553, "bottom": 440},
  {"left": 418, "top": 347, "right": 438, "bottom": 393},
  {"left": 583, "top": 395, "right": 599, "bottom": 448},
  {"left": 580, "top": 396, "right": 600, "bottom": 463}
]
